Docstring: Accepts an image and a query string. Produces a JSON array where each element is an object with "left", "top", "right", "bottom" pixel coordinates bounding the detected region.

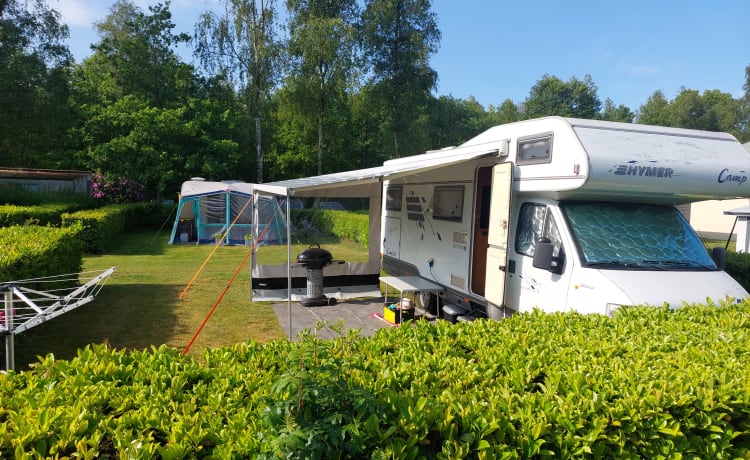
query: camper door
[{"left": 484, "top": 162, "right": 513, "bottom": 309}]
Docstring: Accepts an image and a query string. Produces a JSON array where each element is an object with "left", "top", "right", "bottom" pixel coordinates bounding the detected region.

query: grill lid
[{"left": 296, "top": 244, "right": 333, "bottom": 265}]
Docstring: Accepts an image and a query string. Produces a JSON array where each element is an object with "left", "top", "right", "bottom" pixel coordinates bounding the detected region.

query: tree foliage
[
  {"left": 523, "top": 74, "right": 602, "bottom": 119},
  {"left": 600, "top": 98, "right": 635, "bottom": 123},
  {"left": 637, "top": 90, "right": 672, "bottom": 126},
  {"left": 638, "top": 87, "right": 747, "bottom": 141},
  {"left": 491, "top": 99, "right": 523, "bottom": 125},
  {"left": 283, "top": 0, "right": 360, "bottom": 175},
  {"left": 425, "top": 96, "right": 496, "bottom": 149},
  {"left": 69, "top": 1, "right": 243, "bottom": 199},
  {"left": 360, "top": 0, "right": 441, "bottom": 157},
  {"left": 91, "top": 0, "right": 190, "bottom": 106},
  {"left": 0, "top": 0, "right": 72, "bottom": 167},
  {"left": 1, "top": 0, "right": 748, "bottom": 199},
  {"left": 195, "top": 0, "right": 283, "bottom": 183},
  {"left": 741, "top": 65, "right": 750, "bottom": 143}
]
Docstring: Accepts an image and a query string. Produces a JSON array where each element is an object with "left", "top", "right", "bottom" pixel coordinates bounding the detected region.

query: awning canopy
[
  {"left": 252, "top": 145, "right": 500, "bottom": 198},
  {"left": 251, "top": 144, "right": 499, "bottom": 339},
  {"left": 724, "top": 206, "right": 750, "bottom": 217}
]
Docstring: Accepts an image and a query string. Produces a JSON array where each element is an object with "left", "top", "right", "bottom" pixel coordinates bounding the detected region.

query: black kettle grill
[{"left": 296, "top": 244, "right": 343, "bottom": 306}]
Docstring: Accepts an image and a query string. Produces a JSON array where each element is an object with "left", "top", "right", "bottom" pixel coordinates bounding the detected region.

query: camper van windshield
[{"left": 561, "top": 202, "right": 717, "bottom": 271}]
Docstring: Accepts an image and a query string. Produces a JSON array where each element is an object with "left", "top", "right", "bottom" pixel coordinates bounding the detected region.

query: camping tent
[{"left": 169, "top": 179, "right": 286, "bottom": 245}]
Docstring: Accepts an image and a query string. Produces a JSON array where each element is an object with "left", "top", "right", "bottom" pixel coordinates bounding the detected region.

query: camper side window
[
  {"left": 432, "top": 185, "right": 464, "bottom": 222},
  {"left": 516, "top": 203, "right": 562, "bottom": 258},
  {"left": 517, "top": 134, "right": 553, "bottom": 165},
  {"left": 386, "top": 186, "right": 402, "bottom": 211}
]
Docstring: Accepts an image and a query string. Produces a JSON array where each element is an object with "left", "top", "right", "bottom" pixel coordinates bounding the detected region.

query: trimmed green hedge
[
  {"left": 0, "top": 185, "right": 97, "bottom": 208},
  {"left": 61, "top": 207, "right": 126, "bottom": 254},
  {"left": 726, "top": 250, "right": 750, "bottom": 292},
  {"left": 1, "top": 304, "right": 748, "bottom": 458},
  {"left": 0, "top": 203, "right": 85, "bottom": 228},
  {"left": 117, "top": 202, "right": 175, "bottom": 231},
  {"left": 0, "top": 224, "right": 84, "bottom": 287},
  {"left": 61, "top": 203, "right": 173, "bottom": 253},
  {"left": 291, "top": 209, "right": 369, "bottom": 245}
]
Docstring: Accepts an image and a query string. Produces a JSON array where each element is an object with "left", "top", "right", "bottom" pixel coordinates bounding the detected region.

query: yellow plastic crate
[{"left": 383, "top": 305, "right": 414, "bottom": 324}]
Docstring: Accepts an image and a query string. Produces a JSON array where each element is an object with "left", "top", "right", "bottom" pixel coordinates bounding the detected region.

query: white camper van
[{"left": 380, "top": 117, "right": 750, "bottom": 318}]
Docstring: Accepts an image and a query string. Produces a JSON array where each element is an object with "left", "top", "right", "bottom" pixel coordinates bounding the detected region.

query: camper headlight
[{"left": 605, "top": 303, "right": 624, "bottom": 317}]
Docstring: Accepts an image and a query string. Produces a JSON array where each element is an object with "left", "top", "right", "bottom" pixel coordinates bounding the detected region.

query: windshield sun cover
[{"left": 562, "top": 202, "right": 717, "bottom": 271}]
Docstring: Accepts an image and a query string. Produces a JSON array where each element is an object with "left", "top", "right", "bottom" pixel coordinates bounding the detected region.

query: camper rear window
[
  {"left": 432, "top": 185, "right": 464, "bottom": 222},
  {"left": 517, "top": 134, "right": 553, "bottom": 165}
]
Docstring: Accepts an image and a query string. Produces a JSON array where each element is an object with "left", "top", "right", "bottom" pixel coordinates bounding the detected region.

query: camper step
[
  {"left": 442, "top": 304, "right": 467, "bottom": 323},
  {"left": 457, "top": 310, "right": 482, "bottom": 322}
]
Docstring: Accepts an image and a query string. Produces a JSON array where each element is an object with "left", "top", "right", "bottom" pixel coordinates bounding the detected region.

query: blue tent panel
[{"left": 169, "top": 180, "right": 285, "bottom": 246}]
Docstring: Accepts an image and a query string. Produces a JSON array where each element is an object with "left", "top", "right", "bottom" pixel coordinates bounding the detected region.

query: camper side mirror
[
  {"left": 711, "top": 246, "right": 726, "bottom": 270},
  {"left": 533, "top": 238, "right": 564, "bottom": 274},
  {"left": 532, "top": 238, "right": 554, "bottom": 271}
]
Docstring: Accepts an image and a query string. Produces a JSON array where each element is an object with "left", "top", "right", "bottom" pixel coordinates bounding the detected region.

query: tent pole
[
  {"left": 225, "top": 191, "right": 231, "bottom": 245},
  {"left": 286, "top": 196, "right": 292, "bottom": 340}
]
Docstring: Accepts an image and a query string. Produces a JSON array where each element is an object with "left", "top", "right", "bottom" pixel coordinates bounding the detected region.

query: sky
[{"left": 57, "top": 0, "right": 749, "bottom": 112}]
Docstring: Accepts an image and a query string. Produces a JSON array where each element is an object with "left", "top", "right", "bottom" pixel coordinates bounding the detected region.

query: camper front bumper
[{"left": 605, "top": 303, "right": 625, "bottom": 316}]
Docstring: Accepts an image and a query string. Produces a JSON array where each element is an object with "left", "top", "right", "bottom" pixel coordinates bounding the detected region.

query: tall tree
[
  {"left": 679, "top": 89, "right": 742, "bottom": 135},
  {"left": 637, "top": 90, "right": 672, "bottom": 126},
  {"left": 638, "top": 88, "right": 744, "bottom": 139},
  {"left": 426, "top": 96, "right": 495, "bottom": 148},
  {"left": 0, "top": 0, "right": 72, "bottom": 167},
  {"left": 69, "top": 1, "right": 239, "bottom": 199},
  {"left": 523, "top": 74, "right": 601, "bottom": 119},
  {"left": 740, "top": 64, "right": 750, "bottom": 143},
  {"left": 360, "top": 0, "right": 440, "bottom": 158},
  {"left": 489, "top": 99, "right": 522, "bottom": 125},
  {"left": 600, "top": 98, "right": 635, "bottom": 123},
  {"left": 670, "top": 88, "right": 719, "bottom": 131},
  {"left": 195, "top": 0, "right": 282, "bottom": 183},
  {"left": 92, "top": 0, "right": 190, "bottom": 107},
  {"left": 285, "top": 0, "right": 360, "bottom": 175}
]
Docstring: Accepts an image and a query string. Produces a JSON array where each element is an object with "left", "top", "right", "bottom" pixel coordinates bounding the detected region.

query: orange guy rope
[
  {"left": 177, "top": 195, "right": 253, "bottom": 300},
  {"left": 182, "top": 243, "right": 254, "bottom": 355},
  {"left": 181, "top": 222, "right": 274, "bottom": 355}
]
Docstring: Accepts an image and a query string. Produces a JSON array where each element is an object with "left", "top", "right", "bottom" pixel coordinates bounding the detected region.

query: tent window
[
  {"left": 201, "top": 194, "right": 226, "bottom": 224},
  {"left": 231, "top": 194, "right": 253, "bottom": 225}
]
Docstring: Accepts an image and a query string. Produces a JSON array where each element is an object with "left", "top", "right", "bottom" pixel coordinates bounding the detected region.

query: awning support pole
[
  {"left": 726, "top": 216, "right": 738, "bottom": 251},
  {"left": 286, "top": 196, "right": 292, "bottom": 340}
]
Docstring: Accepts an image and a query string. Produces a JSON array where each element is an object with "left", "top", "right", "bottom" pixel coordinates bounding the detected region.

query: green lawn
[
  {"left": 5, "top": 229, "right": 369, "bottom": 369},
  {"left": 704, "top": 238, "right": 736, "bottom": 252}
]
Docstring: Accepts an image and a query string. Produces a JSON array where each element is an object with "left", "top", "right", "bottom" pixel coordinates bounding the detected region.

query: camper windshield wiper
[
  {"left": 642, "top": 260, "right": 714, "bottom": 271},
  {"left": 587, "top": 261, "right": 642, "bottom": 269},
  {"left": 637, "top": 260, "right": 671, "bottom": 270}
]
